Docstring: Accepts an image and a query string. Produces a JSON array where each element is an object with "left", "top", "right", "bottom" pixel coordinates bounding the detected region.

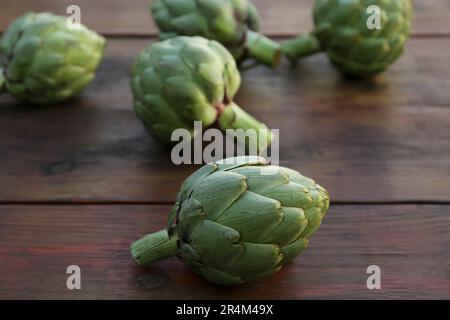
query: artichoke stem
[
  {"left": 246, "top": 30, "right": 282, "bottom": 68},
  {"left": 131, "top": 229, "right": 180, "bottom": 266},
  {"left": 282, "top": 34, "right": 322, "bottom": 61},
  {"left": 218, "top": 102, "right": 273, "bottom": 154},
  {"left": 0, "top": 69, "right": 5, "bottom": 93}
]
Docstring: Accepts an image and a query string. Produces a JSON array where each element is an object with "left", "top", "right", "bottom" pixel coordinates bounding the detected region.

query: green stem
[
  {"left": 282, "top": 34, "right": 322, "bottom": 61},
  {"left": 245, "top": 30, "right": 282, "bottom": 68},
  {"left": 131, "top": 229, "right": 180, "bottom": 266},
  {"left": 0, "top": 68, "right": 5, "bottom": 93},
  {"left": 218, "top": 102, "right": 273, "bottom": 154}
]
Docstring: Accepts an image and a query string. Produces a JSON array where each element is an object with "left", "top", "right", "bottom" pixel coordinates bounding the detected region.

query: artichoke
[
  {"left": 130, "top": 36, "right": 272, "bottom": 151},
  {"left": 131, "top": 156, "right": 330, "bottom": 285},
  {"left": 0, "top": 12, "right": 105, "bottom": 104},
  {"left": 151, "top": 0, "right": 281, "bottom": 68},
  {"left": 283, "top": 0, "right": 413, "bottom": 77}
]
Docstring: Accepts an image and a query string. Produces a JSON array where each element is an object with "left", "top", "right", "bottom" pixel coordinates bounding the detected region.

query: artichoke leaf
[
  {"left": 229, "top": 242, "right": 282, "bottom": 279},
  {"left": 280, "top": 238, "right": 309, "bottom": 265},
  {"left": 262, "top": 207, "right": 308, "bottom": 246},
  {"left": 191, "top": 171, "right": 247, "bottom": 221},
  {"left": 199, "top": 266, "right": 243, "bottom": 285},
  {"left": 189, "top": 220, "right": 243, "bottom": 269},
  {"left": 216, "top": 191, "right": 283, "bottom": 242}
]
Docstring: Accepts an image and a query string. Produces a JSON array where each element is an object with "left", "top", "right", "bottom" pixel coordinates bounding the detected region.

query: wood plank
[
  {"left": 0, "top": 38, "right": 449, "bottom": 203},
  {"left": 0, "top": 204, "right": 448, "bottom": 299},
  {"left": 0, "top": 0, "right": 448, "bottom": 36}
]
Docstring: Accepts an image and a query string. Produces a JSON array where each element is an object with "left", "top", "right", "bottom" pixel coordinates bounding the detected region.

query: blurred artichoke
[
  {"left": 131, "top": 156, "right": 330, "bottom": 285},
  {"left": 130, "top": 36, "right": 272, "bottom": 151},
  {"left": 283, "top": 0, "right": 413, "bottom": 77},
  {"left": 0, "top": 12, "right": 105, "bottom": 104},
  {"left": 151, "top": 0, "right": 281, "bottom": 68}
]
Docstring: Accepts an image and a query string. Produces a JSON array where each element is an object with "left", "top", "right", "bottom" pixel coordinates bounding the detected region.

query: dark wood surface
[
  {"left": 1, "top": 38, "right": 450, "bottom": 203},
  {"left": 1, "top": 205, "right": 449, "bottom": 299},
  {"left": 0, "top": 0, "right": 449, "bottom": 299}
]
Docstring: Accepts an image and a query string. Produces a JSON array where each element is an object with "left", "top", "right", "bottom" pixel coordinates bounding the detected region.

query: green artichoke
[
  {"left": 131, "top": 156, "right": 330, "bottom": 285},
  {"left": 151, "top": 0, "right": 281, "bottom": 68},
  {"left": 130, "top": 36, "right": 272, "bottom": 151},
  {"left": 0, "top": 12, "right": 105, "bottom": 104},
  {"left": 283, "top": 0, "right": 413, "bottom": 77}
]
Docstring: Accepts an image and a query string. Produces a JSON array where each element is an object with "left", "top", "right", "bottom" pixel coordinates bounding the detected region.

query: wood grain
[
  {"left": 0, "top": 204, "right": 448, "bottom": 299},
  {"left": 1, "top": 38, "right": 449, "bottom": 203},
  {"left": 0, "top": 0, "right": 449, "bottom": 302},
  {"left": 0, "top": 0, "right": 448, "bottom": 36}
]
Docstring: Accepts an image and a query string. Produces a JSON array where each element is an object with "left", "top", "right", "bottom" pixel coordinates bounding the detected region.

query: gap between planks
[{"left": 1, "top": 201, "right": 450, "bottom": 206}]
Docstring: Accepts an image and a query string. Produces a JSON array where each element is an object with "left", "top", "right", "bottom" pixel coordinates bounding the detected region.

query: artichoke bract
[
  {"left": 131, "top": 156, "right": 330, "bottom": 285},
  {"left": 0, "top": 12, "right": 105, "bottom": 104},
  {"left": 151, "top": 0, "right": 281, "bottom": 68},
  {"left": 283, "top": 0, "right": 413, "bottom": 77},
  {"left": 130, "top": 36, "right": 272, "bottom": 150}
]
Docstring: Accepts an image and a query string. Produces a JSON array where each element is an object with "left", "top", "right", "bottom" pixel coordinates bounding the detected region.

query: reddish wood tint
[
  {"left": 0, "top": 205, "right": 448, "bottom": 299},
  {"left": 0, "top": 0, "right": 449, "bottom": 36}
]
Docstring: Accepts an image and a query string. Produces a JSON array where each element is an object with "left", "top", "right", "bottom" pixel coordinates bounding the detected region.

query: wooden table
[{"left": 0, "top": 0, "right": 449, "bottom": 299}]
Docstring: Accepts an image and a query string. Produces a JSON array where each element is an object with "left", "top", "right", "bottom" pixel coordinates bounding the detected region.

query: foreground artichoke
[
  {"left": 131, "top": 156, "right": 330, "bottom": 285},
  {"left": 0, "top": 12, "right": 105, "bottom": 104},
  {"left": 151, "top": 0, "right": 281, "bottom": 68},
  {"left": 283, "top": 0, "right": 413, "bottom": 77},
  {"left": 130, "top": 36, "right": 272, "bottom": 150}
]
